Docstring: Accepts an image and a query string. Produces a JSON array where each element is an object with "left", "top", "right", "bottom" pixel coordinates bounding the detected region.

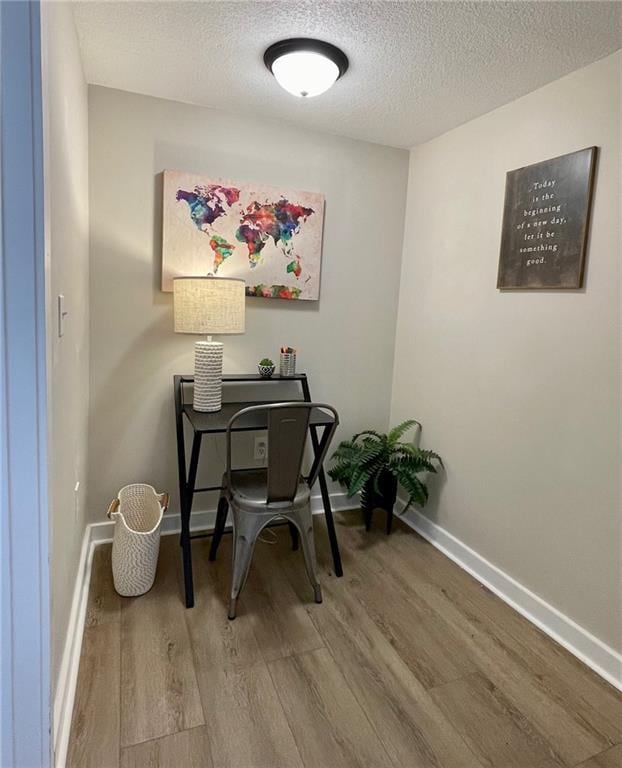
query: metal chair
[{"left": 208, "top": 402, "right": 339, "bottom": 619}]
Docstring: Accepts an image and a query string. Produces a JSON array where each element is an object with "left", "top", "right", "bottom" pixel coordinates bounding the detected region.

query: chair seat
[{"left": 223, "top": 468, "right": 311, "bottom": 511}]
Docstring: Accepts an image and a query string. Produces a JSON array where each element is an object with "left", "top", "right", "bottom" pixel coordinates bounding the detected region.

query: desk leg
[
  {"left": 181, "top": 433, "right": 202, "bottom": 608},
  {"left": 315, "top": 439, "right": 343, "bottom": 577},
  {"left": 300, "top": 378, "right": 343, "bottom": 578},
  {"left": 174, "top": 379, "right": 193, "bottom": 606},
  {"left": 174, "top": 379, "right": 187, "bottom": 550}
]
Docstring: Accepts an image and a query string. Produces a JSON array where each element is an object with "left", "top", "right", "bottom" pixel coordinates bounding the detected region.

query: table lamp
[{"left": 173, "top": 275, "right": 245, "bottom": 412}]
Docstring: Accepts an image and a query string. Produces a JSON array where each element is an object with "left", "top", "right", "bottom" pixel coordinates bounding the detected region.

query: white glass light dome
[
  {"left": 264, "top": 39, "right": 349, "bottom": 99},
  {"left": 271, "top": 51, "right": 340, "bottom": 98}
]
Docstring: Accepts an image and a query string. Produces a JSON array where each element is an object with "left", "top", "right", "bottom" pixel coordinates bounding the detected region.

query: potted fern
[{"left": 328, "top": 420, "right": 442, "bottom": 534}]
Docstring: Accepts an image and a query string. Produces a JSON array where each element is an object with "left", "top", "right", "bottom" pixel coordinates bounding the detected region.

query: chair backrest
[{"left": 226, "top": 402, "right": 339, "bottom": 504}]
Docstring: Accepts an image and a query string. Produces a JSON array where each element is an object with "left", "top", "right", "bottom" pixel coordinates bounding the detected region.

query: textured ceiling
[{"left": 73, "top": 1, "right": 622, "bottom": 148}]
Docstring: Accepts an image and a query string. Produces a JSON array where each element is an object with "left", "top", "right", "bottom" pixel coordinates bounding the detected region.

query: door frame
[{"left": 1, "top": 1, "right": 51, "bottom": 766}]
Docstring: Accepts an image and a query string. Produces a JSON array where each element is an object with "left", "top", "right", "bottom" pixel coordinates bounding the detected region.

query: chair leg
[
  {"left": 288, "top": 522, "right": 300, "bottom": 551},
  {"left": 209, "top": 495, "right": 229, "bottom": 561},
  {"left": 364, "top": 505, "right": 373, "bottom": 532},
  {"left": 386, "top": 506, "right": 394, "bottom": 535},
  {"left": 228, "top": 509, "right": 263, "bottom": 619},
  {"left": 289, "top": 505, "right": 322, "bottom": 603}
]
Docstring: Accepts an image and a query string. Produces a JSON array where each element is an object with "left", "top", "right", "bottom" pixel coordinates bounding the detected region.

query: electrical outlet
[{"left": 254, "top": 436, "right": 268, "bottom": 462}]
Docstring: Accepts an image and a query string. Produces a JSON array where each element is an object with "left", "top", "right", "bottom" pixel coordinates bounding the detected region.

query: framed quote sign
[{"left": 497, "top": 147, "right": 597, "bottom": 289}]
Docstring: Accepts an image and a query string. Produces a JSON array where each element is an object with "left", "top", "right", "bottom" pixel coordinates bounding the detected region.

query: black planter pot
[{"left": 361, "top": 470, "right": 398, "bottom": 534}]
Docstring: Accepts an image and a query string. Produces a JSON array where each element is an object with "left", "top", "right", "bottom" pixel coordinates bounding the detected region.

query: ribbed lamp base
[{"left": 193, "top": 340, "right": 224, "bottom": 412}]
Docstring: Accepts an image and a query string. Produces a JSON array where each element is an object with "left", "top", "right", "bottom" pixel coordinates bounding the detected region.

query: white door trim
[{"left": 0, "top": 2, "right": 51, "bottom": 766}]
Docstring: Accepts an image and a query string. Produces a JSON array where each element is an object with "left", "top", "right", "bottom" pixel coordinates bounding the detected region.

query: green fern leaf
[
  {"left": 388, "top": 420, "right": 421, "bottom": 445},
  {"left": 347, "top": 463, "right": 374, "bottom": 497},
  {"left": 352, "top": 429, "right": 383, "bottom": 443},
  {"left": 397, "top": 472, "right": 428, "bottom": 511}
]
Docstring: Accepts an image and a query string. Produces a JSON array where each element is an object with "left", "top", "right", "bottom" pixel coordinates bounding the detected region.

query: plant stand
[{"left": 361, "top": 471, "right": 398, "bottom": 535}]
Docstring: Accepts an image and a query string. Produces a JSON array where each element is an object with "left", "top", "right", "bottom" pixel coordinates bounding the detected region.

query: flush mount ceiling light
[{"left": 264, "top": 38, "right": 349, "bottom": 98}]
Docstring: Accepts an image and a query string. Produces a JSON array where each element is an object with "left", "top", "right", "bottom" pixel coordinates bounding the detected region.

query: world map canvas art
[{"left": 161, "top": 170, "right": 325, "bottom": 300}]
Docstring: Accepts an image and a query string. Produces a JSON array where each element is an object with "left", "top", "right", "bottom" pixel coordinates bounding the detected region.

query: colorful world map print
[{"left": 162, "top": 171, "right": 325, "bottom": 300}]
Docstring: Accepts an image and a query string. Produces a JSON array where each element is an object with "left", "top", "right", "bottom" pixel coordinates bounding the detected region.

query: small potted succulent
[
  {"left": 258, "top": 357, "right": 275, "bottom": 378},
  {"left": 329, "top": 420, "right": 442, "bottom": 534}
]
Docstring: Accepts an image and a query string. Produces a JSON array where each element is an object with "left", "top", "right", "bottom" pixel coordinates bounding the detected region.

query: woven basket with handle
[{"left": 107, "top": 484, "right": 169, "bottom": 597}]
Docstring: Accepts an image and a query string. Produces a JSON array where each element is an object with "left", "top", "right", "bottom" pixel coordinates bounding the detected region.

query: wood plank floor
[{"left": 67, "top": 512, "right": 622, "bottom": 768}]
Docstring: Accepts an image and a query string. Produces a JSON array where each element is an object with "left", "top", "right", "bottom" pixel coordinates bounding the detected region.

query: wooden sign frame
[{"left": 497, "top": 147, "right": 598, "bottom": 290}]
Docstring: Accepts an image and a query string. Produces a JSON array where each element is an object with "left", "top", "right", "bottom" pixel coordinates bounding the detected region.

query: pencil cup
[{"left": 279, "top": 352, "right": 296, "bottom": 377}]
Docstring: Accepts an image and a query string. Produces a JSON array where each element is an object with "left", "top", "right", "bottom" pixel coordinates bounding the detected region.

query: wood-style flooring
[{"left": 67, "top": 512, "right": 622, "bottom": 768}]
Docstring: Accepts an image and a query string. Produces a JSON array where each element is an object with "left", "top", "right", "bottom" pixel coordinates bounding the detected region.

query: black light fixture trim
[{"left": 263, "top": 38, "right": 349, "bottom": 80}]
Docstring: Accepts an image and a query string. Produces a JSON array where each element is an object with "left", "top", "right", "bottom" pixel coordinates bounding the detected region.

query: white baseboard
[
  {"left": 88, "top": 490, "right": 357, "bottom": 544},
  {"left": 53, "top": 529, "right": 95, "bottom": 768},
  {"left": 52, "top": 490, "right": 358, "bottom": 767},
  {"left": 395, "top": 499, "right": 622, "bottom": 693}
]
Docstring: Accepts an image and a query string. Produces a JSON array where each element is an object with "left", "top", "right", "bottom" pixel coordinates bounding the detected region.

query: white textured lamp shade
[
  {"left": 173, "top": 276, "right": 246, "bottom": 412},
  {"left": 173, "top": 276, "right": 245, "bottom": 335}
]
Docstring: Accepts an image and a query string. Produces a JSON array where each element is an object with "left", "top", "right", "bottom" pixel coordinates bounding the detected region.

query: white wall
[
  {"left": 87, "top": 86, "right": 409, "bottom": 521},
  {"left": 41, "top": 2, "right": 90, "bottom": 695},
  {"left": 392, "top": 51, "right": 621, "bottom": 652}
]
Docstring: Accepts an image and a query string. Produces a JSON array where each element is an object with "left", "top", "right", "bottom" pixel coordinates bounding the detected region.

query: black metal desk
[{"left": 174, "top": 373, "right": 343, "bottom": 608}]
